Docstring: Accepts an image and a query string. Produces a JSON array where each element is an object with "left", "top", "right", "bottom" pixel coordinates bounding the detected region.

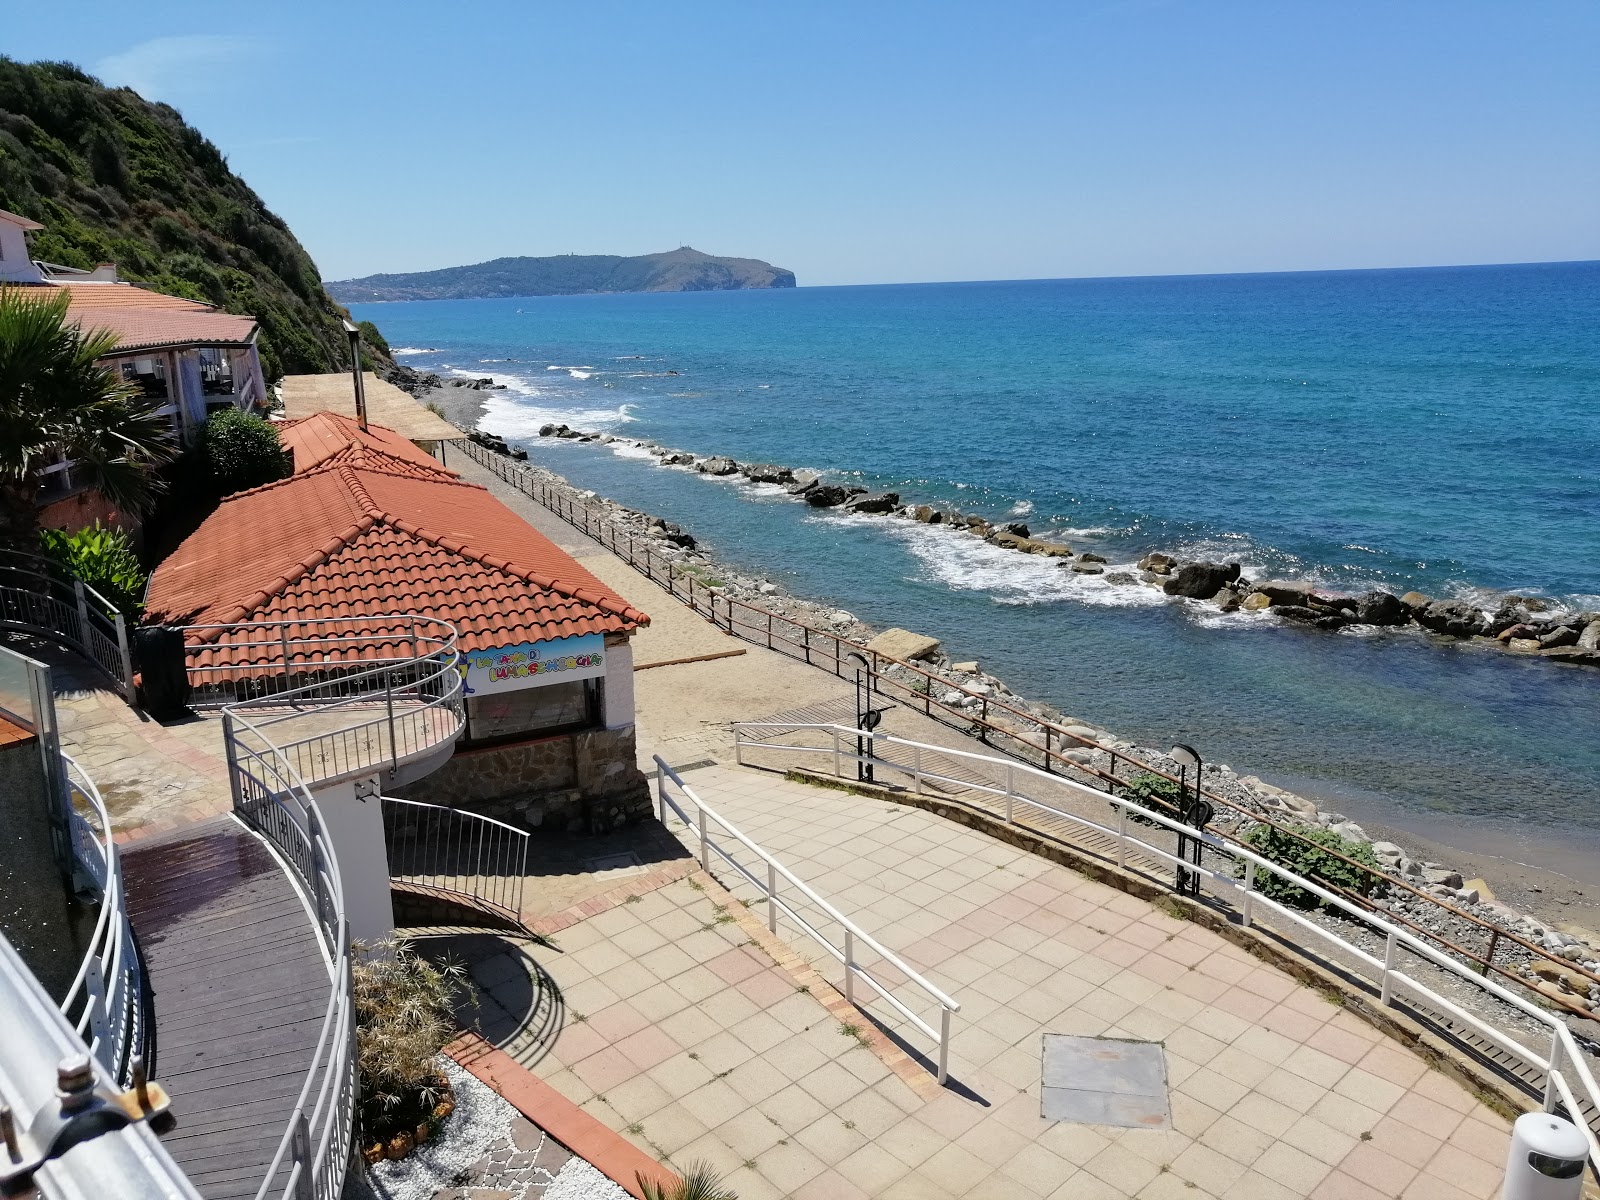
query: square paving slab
[{"left": 1043, "top": 1032, "right": 1172, "bottom": 1130}]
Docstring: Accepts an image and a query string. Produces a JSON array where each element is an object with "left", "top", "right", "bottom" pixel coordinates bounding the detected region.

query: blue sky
[{"left": 8, "top": 2, "right": 1598, "bottom": 285}]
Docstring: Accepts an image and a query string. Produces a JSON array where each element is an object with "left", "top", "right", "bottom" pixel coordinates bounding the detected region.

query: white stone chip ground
[
  {"left": 346, "top": 1058, "right": 516, "bottom": 1200},
  {"left": 542, "top": 1159, "right": 629, "bottom": 1200}
]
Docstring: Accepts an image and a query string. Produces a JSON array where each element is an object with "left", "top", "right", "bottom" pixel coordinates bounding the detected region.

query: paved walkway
[{"left": 446, "top": 762, "right": 1514, "bottom": 1200}]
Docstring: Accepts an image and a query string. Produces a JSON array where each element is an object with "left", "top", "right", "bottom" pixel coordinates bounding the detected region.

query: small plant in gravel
[
  {"left": 1240, "top": 822, "right": 1385, "bottom": 910},
  {"left": 353, "top": 938, "right": 467, "bottom": 1151},
  {"left": 1119, "top": 772, "right": 1184, "bottom": 824}
]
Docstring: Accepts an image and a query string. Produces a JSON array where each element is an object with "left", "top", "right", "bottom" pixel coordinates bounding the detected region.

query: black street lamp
[{"left": 1168, "top": 743, "right": 1213, "bottom": 897}]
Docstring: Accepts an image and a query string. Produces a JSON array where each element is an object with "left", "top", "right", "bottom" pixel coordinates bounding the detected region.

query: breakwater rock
[{"left": 521, "top": 426, "right": 1600, "bottom": 670}]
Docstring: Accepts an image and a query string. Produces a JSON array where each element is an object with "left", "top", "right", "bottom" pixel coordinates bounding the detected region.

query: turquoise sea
[{"left": 351, "top": 262, "right": 1600, "bottom": 859}]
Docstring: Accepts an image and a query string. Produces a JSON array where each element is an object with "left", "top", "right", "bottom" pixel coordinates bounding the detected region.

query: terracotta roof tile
[
  {"left": 55, "top": 281, "right": 258, "bottom": 352},
  {"left": 146, "top": 465, "right": 648, "bottom": 654},
  {"left": 278, "top": 412, "right": 455, "bottom": 480}
]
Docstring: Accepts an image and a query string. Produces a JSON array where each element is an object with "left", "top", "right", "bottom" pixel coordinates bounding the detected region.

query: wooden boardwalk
[{"left": 124, "top": 815, "right": 330, "bottom": 1200}]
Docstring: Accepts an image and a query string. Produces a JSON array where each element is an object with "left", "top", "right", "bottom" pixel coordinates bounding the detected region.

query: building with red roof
[{"left": 147, "top": 425, "right": 654, "bottom": 831}]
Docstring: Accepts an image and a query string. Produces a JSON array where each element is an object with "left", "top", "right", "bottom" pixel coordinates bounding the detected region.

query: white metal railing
[
  {"left": 382, "top": 796, "right": 530, "bottom": 927},
  {"left": 224, "top": 704, "right": 355, "bottom": 1200},
  {"left": 0, "top": 549, "right": 133, "bottom": 698},
  {"left": 652, "top": 755, "right": 961, "bottom": 1084},
  {"left": 187, "top": 615, "right": 465, "bottom": 789},
  {"left": 733, "top": 721, "right": 1600, "bottom": 1166},
  {"left": 57, "top": 754, "right": 145, "bottom": 1087}
]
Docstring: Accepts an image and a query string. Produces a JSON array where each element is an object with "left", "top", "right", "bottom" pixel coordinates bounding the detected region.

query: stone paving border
[
  {"left": 779, "top": 764, "right": 1535, "bottom": 1127},
  {"left": 449, "top": 1031, "right": 675, "bottom": 1200},
  {"left": 519, "top": 850, "right": 940, "bottom": 1101}
]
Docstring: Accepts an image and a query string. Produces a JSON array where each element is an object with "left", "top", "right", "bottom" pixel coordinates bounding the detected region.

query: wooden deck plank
[{"left": 124, "top": 815, "right": 330, "bottom": 1200}]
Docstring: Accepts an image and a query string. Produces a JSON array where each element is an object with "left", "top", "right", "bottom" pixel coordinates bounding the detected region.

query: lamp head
[{"left": 1169, "top": 743, "right": 1201, "bottom": 773}]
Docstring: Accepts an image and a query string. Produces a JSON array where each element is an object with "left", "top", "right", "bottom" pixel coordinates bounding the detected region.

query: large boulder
[
  {"left": 1253, "top": 580, "right": 1312, "bottom": 607},
  {"left": 1276, "top": 604, "right": 1347, "bottom": 631},
  {"left": 696, "top": 456, "right": 740, "bottom": 476},
  {"left": 660, "top": 452, "right": 695, "bottom": 466},
  {"left": 1162, "top": 561, "right": 1241, "bottom": 601},
  {"left": 1137, "top": 552, "right": 1176, "bottom": 574},
  {"left": 1415, "top": 599, "right": 1488, "bottom": 638},
  {"left": 843, "top": 492, "right": 900, "bottom": 514},
  {"left": 910, "top": 505, "right": 942, "bottom": 523},
  {"left": 787, "top": 470, "right": 821, "bottom": 494},
  {"left": 742, "top": 463, "right": 794, "bottom": 484},
  {"left": 1539, "top": 625, "right": 1580, "bottom": 649},
  {"left": 805, "top": 485, "right": 852, "bottom": 507},
  {"left": 1399, "top": 591, "right": 1431, "bottom": 613},
  {"left": 1000, "top": 522, "right": 1031, "bottom": 538},
  {"left": 865, "top": 628, "right": 941, "bottom": 662},
  {"left": 1580, "top": 620, "right": 1600, "bottom": 651},
  {"left": 1354, "top": 590, "right": 1408, "bottom": 626},
  {"left": 1029, "top": 540, "right": 1074, "bottom": 558}
]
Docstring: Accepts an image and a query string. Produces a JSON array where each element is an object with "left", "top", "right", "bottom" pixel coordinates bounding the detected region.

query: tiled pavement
[{"left": 447, "top": 764, "right": 1516, "bottom": 1200}]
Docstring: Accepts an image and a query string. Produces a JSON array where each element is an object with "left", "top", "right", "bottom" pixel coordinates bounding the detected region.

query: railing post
[
  {"left": 307, "top": 807, "right": 331, "bottom": 938},
  {"left": 221, "top": 712, "right": 243, "bottom": 809},
  {"left": 289, "top": 1111, "right": 315, "bottom": 1200},
  {"left": 1544, "top": 1034, "right": 1563, "bottom": 1113},
  {"left": 280, "top": 624, "right": 294, "bottom": 691},
  {"left": 832, "top": 727, "right": 842, "bottom": 778},
  {"left": 85, "top": 960, "right": 109, "bottom": 1048},
  {"left": 656, "top": 763, "right": 667, "bottom": 823},
  {"left": 803, "top": 626, "right": 811, "bottom": 665},
  {"left": 1005, "top": 764, "right": 1015, "bottom": 824},
  {"left": 385, "top": 672, "right": 398, "bottom": 775},
  {"left": 1239, "top": 861, "right": 1255, "bottom": 929},
  {"left": 767, "top": 861, "right": 778, "bottom": 934},
  {"left": 697, "top": 807, "right": 710, "bottom": 872},
  {"left": 113, "top": 611, "right": 134, "bottom": 700},
  {"left": 913, "top": 744, "right": 923, "bottom": 795},
  {"left": 938, "top": 1007, "right": 952, "bottom": 1085},
  {"left": 72, "top": 578, "right": 90, "bottom": 646},
  {"left": 844, "top": 929, "right": 856, "bottom": 1003},
  {"left": 1116, "top": 803, "right": 1128, "bottom": 870},
  {"left": 734, "top": 727, "right": 744, "bottom": 767},
  {"left": 1380, "top": 930, "right": 1398, "bottom": 1006}
]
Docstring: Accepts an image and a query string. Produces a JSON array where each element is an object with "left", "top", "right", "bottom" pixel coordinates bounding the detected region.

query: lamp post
[
  {"left": 341, "top": 319, "right": 368, "bottom": 430},
  {"left": 844, "top": 651, "right": 888, "bottom": 783},
  {"left": 1168, "top": 743, "right": 1212, "bottom": 897}
]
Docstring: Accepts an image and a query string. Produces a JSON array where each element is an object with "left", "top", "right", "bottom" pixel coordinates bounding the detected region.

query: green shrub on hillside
[
  {"left": 1118, "top": 771, "right": 1183, "bottom": 826},
  {"left": 1240, "top": 823, "right": 1384, "bottom": 910},
  {"left": 200, "top": 410, "right": 291, "bottom": 494},
  {"left": 38, "top": 522, "right": 147, "bottom": 614}
]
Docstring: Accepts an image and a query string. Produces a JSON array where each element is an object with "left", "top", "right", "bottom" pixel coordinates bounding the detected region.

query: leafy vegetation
[
  {"left": 0, "top": 285, "right": 174, "bottom": 543},
  {"left": 198, "top": 409, "right": 290, "bottom": 494},
  {"left": 0, "top": 58, "right": 402, "bottom": 381},
  {"left": 1118, "top": 771, "right": 1184, "bottom": 826},
  {"left": 352, "top": 939, "right": 467, "bottom": 1145},
  {"left": 637, "top": 1162, "right": 738, "bottom": 1200},
  {"left": 1240, "top": 822, "right": 1385, "bottom": 910},
  {"left": 37, "top": 521, "right": 146, "bottom": 613}
]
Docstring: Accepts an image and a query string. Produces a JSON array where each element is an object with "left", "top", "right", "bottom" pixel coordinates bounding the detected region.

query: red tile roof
[
  {"left": 147, "top": 461, "right": 649, "bottom": 654},
  {"left": 56, "top": 281, "right": 258, "bottom": 353},
  {"left": 277, "top": 412, "right": 458, "bottom": 480}
]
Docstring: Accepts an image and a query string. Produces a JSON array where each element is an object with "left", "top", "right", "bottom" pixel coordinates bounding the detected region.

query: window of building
[
  {"left": 198, "top": 347, "right": 235, "bottom": 396},
  {"left": 119, "top": 357, "right": 169, "bottom": 400},
  {"left": 463, "top": 679, "right": 602, "bottom": 747}
]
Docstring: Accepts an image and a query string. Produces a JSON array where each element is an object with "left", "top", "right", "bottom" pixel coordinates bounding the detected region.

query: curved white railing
[
  {"left": 211, "top": 616, "right": 463, "bottom": 1200},
  {"left": 57, "top": 753, "right": 144, "bottom": 1087},
  {"left": 653, "top": 755, "right": 962, "bottom": 1083},
  {"left": 0, "top": 549, "right": 133, "bottom": 698},
  {"left": 734, "top": 721, "right": 1600, "bottom": 1167},
  {"left": 382, "top": 796, "right": 531, "bottom": 928}
]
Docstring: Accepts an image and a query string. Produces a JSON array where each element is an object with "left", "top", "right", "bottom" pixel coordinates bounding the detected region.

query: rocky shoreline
[
  {"left": 453, "top": 422, "right": 1600, "bottom": 1028},
  {"left": 529, "top": 422, "right": 1600, "bottom": 670}
]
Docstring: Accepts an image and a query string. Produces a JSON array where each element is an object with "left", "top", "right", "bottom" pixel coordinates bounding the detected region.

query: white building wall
[
  {"left": 604, "top": 639, "right": 635, "bottom": 729},
  {"left": 0, "top": 219, "right": 43, "bottom": 283},
  {"left": 308, "top": 776, "right": 394, "bottom": 947}
]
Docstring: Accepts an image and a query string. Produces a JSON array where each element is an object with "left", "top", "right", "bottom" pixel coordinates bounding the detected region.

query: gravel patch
[{"left": 543, "top": 1159, "right": 630, "bottom": 1200}]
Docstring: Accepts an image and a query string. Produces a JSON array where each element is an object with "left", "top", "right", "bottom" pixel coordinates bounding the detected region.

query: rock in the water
[
  {"left": 538, "top": 423, "right": 557, "bottom": 436},
  {"left": 804, "top": 485, "right": 851, "bottom": 507},
  {"left": 910, "top": 505, "right": 940, "bottom": 523},
  {"left": 1077, "top": 552, "right": 1106, "bottom": 564},
  {"left": 696, "top": 456, "right": 740, "bottom": 476},
  {"left": 1253, "top": 581, "right": 1312, "bottom": 607},
  {"left": 1509, "top": 638, "right": 1542, "bottom": 652},
  {"left": 1137, "top": 552, "right": 1176, "bottom": 574},
  {"left": 742, "top": 463, "right": 794, "bottom": 484},
  {"left": 865, "top": 628, "right": 941, "bottom": 662},
  {"left": 1000, "top": 522, "right": 1031, "bottom": 538},
  {"left": 1578, "top": 620, "right": 1600, "bottom": 651},
  {"left": 1416, "top": 599, "right": 1487, "bottom": 638},
  {"left": 1355, "top": 591, "right": 1408, "bottom": 626},
  {"left": 1162, "top": 561, "right": 1241, "bottom": 600},
  {"left": 1071, "top": 562, "right": 1105, "bottom": 575},
  {"left": 787, "top": 470, "right": 822, "bottom": 494},
  {"left": 1400, "top": 591, "right": 1431, "bottom": 612},
  {"left": 951, "top": 661, "right": 979, "bottom": 674},
  {"left": 1539, "top": 625, "right": 1579, "bottom": 649},
  {"left": 1024, "top": 539, "right": 1073, "bottom": 558},
  {"left": 1276, "top": 605, "right": 1347, "bottom": 631},
  {"left": 1215, "top": 589, "right": 1242, "bottom": 613},
  {"left": 843, "top": 492, "right": 900, "bottom": 514},
  {"left": 1241, "top": 592, "right": 1273, "bottom": 612}
]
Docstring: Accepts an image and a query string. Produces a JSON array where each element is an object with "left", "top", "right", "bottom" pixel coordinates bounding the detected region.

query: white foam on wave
[
  {"left": 546, "top": 364, "right": 596, "bottom": 372},
  {"left": 1007, "top": 499, "right": 1035, "bottom": 516},
  {"left": 478, "top": 393, "right": 639, "bottom": 440},
  {"left": 391, "top": 346, "right": 439, "bottom": 356}
]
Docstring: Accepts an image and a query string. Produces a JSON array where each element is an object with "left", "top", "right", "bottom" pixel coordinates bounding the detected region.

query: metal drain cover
[{"left": 1040, "top": 1034, "right": 1171, "bottom": 1129}]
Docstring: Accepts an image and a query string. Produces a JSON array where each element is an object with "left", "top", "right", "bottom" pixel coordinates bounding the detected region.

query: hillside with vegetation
[
  {"left": 326, "top": 245, "right": 797, "bottom": 302},
  {"left": 0, "top": 57, "right": 406, "bottom": 383}
]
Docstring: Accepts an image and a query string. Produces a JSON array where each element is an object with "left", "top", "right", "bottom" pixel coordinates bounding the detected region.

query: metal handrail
[
  {"left": 57, "top": 753, "right": 144, "bottom": 1087},
  {"left": 0, "top": 548, "right": 133, "bottom": 698},
  {"left": 211, "top": 615, "right": 464, "bottom": 1200},
  {"left": 733, "top": 721, "right": 1600, "bottom": 1168},
  {"left": 381, "top": 796, "right": 530, "bottom": 926},
  {"left": 652, "top": 754, "right": 961, "bottom": 1084},
  {"left": 454, "top": 436, "right": 1600, "bottom": 1019}
]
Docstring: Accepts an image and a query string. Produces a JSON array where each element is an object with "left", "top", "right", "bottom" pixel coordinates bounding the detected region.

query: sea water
[{"left": 352, "top": 262, "right": 1600, "bottom": 856}]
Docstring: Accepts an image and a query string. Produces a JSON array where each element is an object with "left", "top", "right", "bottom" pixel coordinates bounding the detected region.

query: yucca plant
[
  {"left": 638, "top": 1161, "right": 738, "bottom": 1200},
  {"left": 352, "top": 938, "right": 468, "bottom": 1142}
]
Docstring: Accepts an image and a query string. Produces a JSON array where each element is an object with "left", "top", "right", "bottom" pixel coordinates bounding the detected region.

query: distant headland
[{"left": 325, "top": 246, "right": 796, "bottom": 302}]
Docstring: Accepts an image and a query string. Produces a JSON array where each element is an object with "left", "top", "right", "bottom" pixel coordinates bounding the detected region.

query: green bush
[
  {"left": 1119, "top": 772, "right": 1183, "bottom": 825},
  {"left": 1240, "top": 823, "right": 1384, "bottom": 910},
  {"left": 200, "top": 409, "right": 290, "bottom": 493},
  {"left": 38, "top": 521, "right": 146, "bottom": 614}
]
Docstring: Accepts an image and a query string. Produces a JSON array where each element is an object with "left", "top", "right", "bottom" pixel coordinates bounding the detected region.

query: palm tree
[
  {"left": 0, "top": 286, "right": 177, "bottom": 547},
  {"left": 638, "top": 1162, "right": 738, "bottom": 1200}
]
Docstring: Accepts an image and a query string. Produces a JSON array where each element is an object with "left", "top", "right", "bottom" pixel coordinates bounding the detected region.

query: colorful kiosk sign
[{"left": 461, "top": 633, "right": 605, "bottom": 697}]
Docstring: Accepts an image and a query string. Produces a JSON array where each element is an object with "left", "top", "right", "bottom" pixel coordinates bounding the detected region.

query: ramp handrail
[
  {"left": 58, "top": 753, "right": 145, "bottom": 1087},
  {"left": 652, "top": 754, "right": 961, "bottom": 1083},
  {"left": 0, "top": 548, "right": 133, "bottom": 698},
  {"left": 381, "top": 796, "right": 530, "bottom": 927},
  {"left": 733, "top": 720, "right": 1600, "bottom": 1169}
]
